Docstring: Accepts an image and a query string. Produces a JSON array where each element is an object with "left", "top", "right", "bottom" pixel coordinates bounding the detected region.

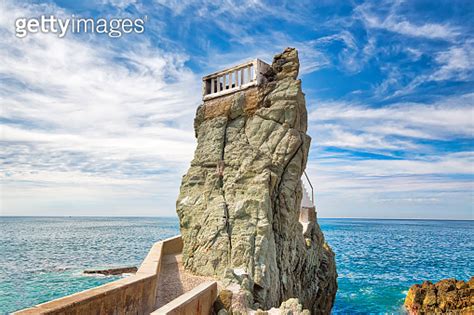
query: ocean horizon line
[{"left": 0, "top": 215, "right": 472, "bottom": 221}]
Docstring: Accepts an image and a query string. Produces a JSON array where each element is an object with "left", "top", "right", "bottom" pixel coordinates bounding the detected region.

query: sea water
[
  {"left": 322, "top": 219, "right": 473, "bottom": 313},
  {"left": 0, "top": 217, "right": 472, "bottom": 314}
]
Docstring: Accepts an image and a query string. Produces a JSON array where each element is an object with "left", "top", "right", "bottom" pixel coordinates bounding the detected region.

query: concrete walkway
[{"left": 155, "top": 254, "right": 211, "bottom": 308}]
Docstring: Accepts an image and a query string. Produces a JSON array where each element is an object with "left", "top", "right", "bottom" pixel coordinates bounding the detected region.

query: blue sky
[{"left": 1, "top": 0, "right": 473, "bottom": 219}]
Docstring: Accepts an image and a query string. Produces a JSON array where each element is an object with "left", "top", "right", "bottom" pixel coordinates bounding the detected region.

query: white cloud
[
  {"left": 356, "top": 2, "right": 460, "bottom": 41},
  {"left": 309, "top": 31, "right": 376, "bottom": 73},
  {"left": 379, "top": 42, "right": 474, "bottom": 99},
  {"left": 429, "top": 43, "right": 474, "bottom": 81},
  {"left": 306, "top": 151, "right": 473, "bottom": 219},
  {"left": 309, "top": 94, "right": 474, "bottom": 147},
  {"left": 0, "top": 0, "right": 201, "bottom": 216},
  {"left": 101, "top": 0, "right": 138, "bottom": 8},
  {"left": 404, "top": 47, "right": 423, "bottom": 60},
  {"left": 382, "top": 19, "right": 459, "bottom": 40}
]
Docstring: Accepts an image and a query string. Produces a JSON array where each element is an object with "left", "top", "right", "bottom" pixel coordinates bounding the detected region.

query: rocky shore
[{"left": 404, "top": 277, "right": 474, "bottom": 314}]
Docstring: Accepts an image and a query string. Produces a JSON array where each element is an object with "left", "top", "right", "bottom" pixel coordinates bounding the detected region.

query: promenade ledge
[{"left": 13, "top": 235, "right": 217, "bottom": 315}]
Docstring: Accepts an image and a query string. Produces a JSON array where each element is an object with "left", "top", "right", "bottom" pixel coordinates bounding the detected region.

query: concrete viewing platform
[{"left": 202, "top": 58, "right": 270, "bottom": 101}]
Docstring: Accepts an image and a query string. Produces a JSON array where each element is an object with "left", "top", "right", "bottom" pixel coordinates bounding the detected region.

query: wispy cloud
[
  {"left": 309, "top": 94, "right": 474, "bottom": 146},
  {"left": 306, "top": 150, "right": 473, "bottom": 219},
  {"left": 429, "top": 42, "right": 474, "bottom": 81},
  {"left": 386, "top": 41, "right": 474, "bottom": 98},
  {"left": 355, "top": 1, "right": 461, "bottom": 41},
  {"left": 0, "top": 0, "right": 200, "bottom": 215}
]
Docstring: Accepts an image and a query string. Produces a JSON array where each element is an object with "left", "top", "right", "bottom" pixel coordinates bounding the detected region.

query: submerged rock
[
  {"left": 404, "top": 277, "right": 474, "bottom": 314},
  {"left": 176, "top": 48, "right": 337, "bottom": 314},
  {"left": 83, "top": 266, "right": 137, "bottom": 276}
]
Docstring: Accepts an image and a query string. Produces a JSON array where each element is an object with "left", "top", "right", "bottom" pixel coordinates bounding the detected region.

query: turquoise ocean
[{"left": 0, "top": 217, "right": 472, "bottom": 314}]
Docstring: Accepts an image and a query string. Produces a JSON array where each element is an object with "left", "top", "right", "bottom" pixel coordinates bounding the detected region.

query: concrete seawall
[{"left": 14, "top": 235, "right": 217, "bottom": 315}]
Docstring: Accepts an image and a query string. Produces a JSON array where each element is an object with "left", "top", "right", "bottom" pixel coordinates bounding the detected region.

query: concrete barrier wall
[
  {"left": 14, "top": 236, "right": 182, "bottom": 315},
  {"left": 151, "top": 281, "right": 217, "bottom": 315}
]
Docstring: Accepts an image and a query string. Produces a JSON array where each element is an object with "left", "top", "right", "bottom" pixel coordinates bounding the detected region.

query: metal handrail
[{"left": 303, "top": 170, "right": 314, "bottom": 205}]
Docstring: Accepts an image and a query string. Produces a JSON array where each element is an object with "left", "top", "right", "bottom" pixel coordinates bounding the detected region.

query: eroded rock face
[
  {"left": 404, "top": 277, "right": 474, "bottom": 314},
  {"left": 176, "top": 48, "right": 337, "bottom": 313}
]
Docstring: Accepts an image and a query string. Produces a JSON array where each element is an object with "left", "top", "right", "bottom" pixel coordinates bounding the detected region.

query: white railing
[
  {"left": 301, "top": 171, "right": 315, "bottom": 208},
  {"left": 202, "top": 59, "right": 270, "bottom": 100}
]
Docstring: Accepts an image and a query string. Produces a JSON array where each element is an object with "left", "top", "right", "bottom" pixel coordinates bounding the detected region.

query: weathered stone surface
[
  {"left": 277, "top": 298, "right": 311, "bottom": 315},
  {"left": 176, "top": 48, "right": 337, "bottom": 314},
  {"left": 404, "top": 277, "right": 474, "bottom": 314},
  {"left": 215, "top": 289, "right": 233, "bottom": 311}
]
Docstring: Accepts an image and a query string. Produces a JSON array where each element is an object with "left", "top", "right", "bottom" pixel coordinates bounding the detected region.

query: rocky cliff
[
  {"left": 404, "top": 277, "right": 474, "bottom": 314},
  {"left": 176, "top": 48, "right": 337, "bottom": 314}
]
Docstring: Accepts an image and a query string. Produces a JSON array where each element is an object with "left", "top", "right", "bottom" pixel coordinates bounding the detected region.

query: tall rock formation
[{"left": 176, "top": 48, "right": 337, "bottom": 314}]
